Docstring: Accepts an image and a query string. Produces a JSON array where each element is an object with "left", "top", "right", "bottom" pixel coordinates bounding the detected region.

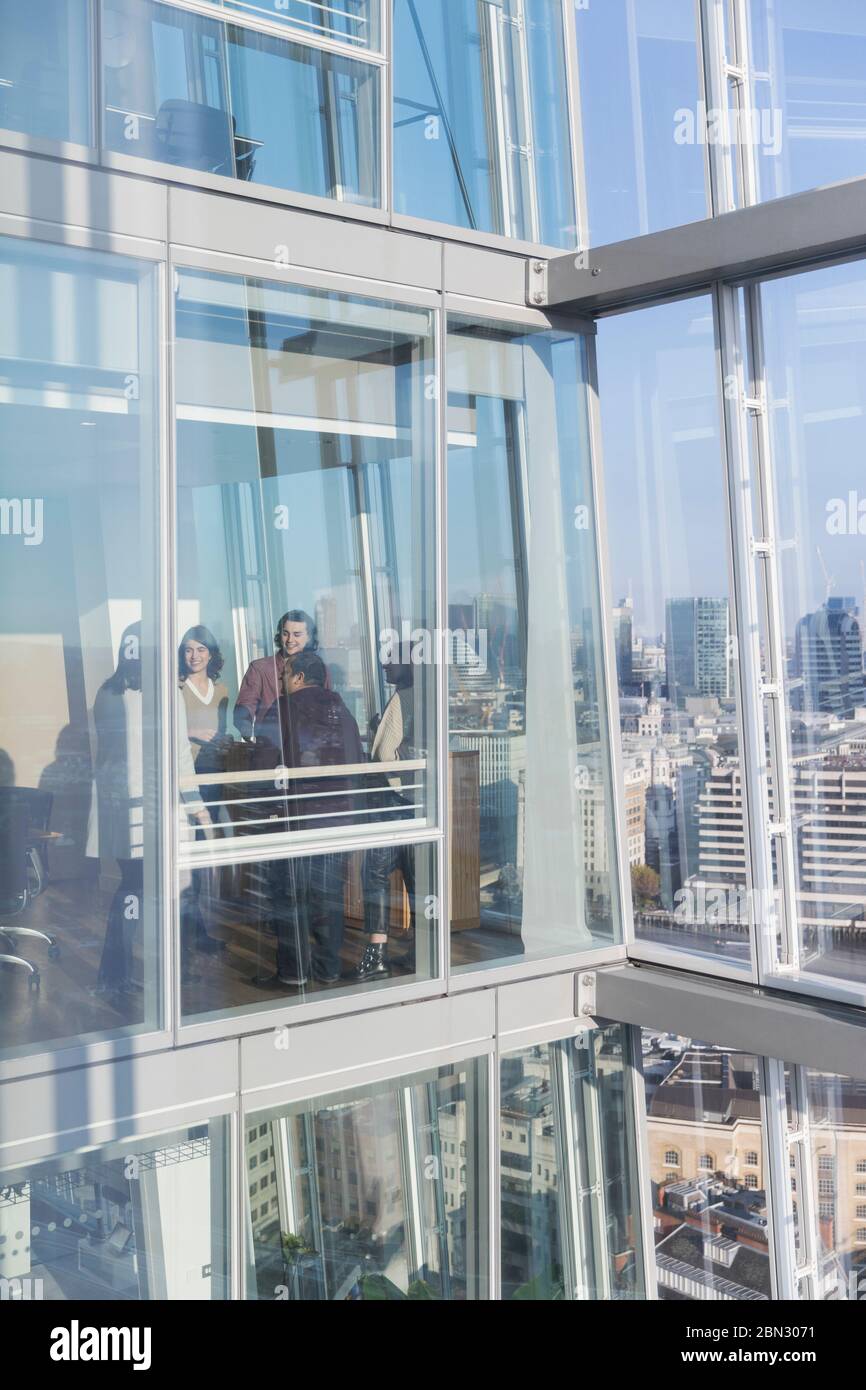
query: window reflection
[
  {"left": 643, "top": 1032, "right": 772, "bottom": 1300},
  {"left": 208, "top": 0, "right": 381, "bottom": 51},
  {"left": 574, "top": 0, "right": 708, "bottom": 245},
  {"left": 748, "top": 0, "right": 866, "bottom": 204},
  {"left": 0, "top": 237, "right": 161, "bottom": 1059},
  {"left": 102, "top": 0, "right": 381, "bottom": 207},
  {"left": 393, "top": 0, "right": 575, "bottom": 246},
  {"left": 760, "top": 263, "right": 866, "bottom": 986},
  {"left": 500, "top": 1026, "right": 644, "bottom": 1300},
  {"left": 246, "top": 1060, "right": 487, "bottom": 1300},
  {"left": 0, "top": 0, "right": 91, "bottom": 145},
  {"left": 0, "top": 1121, "right": 231, "bottom": 1300},
  {"left": 447, "top": 317, "right": 620, "bottom": 971},
  {"left": 180, "top": 842, "right": 437, "bottom": 1020},
  {"left": 173, "top": 268, "right": 438, "bottom": 1014},
  {"left": 788, "top": 1066, "right": 866, "bottom": 1300},
  {"left": 598, "top": 298, "right": 752, "bottom": 969}
]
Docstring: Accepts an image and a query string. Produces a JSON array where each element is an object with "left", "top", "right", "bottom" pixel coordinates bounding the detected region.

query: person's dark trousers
[
  {"left": 268, "top": 856, "right": 311, "bottom": 980},
  {"left": 307, "top": 853, "right": 345, "bottom": 980},
  {"left": 98, "top": 858, "right": 143, "bottom": 990},
  {"left": 362, "top": 844, "right": 416, "bottom": 938}
]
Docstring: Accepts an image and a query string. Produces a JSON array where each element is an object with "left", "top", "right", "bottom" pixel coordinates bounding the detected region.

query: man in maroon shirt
[{"left": 233, "top": 609, "right": 319, "bottom": 739}]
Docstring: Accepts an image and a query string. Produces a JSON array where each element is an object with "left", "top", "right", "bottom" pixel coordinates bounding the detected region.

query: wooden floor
[{"left": 2, "top": 873, "right": 609, "bottom": 1047}]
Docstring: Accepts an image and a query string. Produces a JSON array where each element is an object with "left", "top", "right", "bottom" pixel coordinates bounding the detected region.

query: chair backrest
[
  {"left": 16, "top": 787, "right": 52, "bottom": 833},
  {"left": 155, "top": 99, "right": 235, "bottom": 175},
  {"left": 0, "top": 788, "right": 29, "bottom": 906}
]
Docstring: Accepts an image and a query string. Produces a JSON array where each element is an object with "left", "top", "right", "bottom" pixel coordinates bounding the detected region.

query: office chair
[
  {"left": 154, "top": 99, "right": 236, "bottom": 176},
  {"left": 0, "top": 788, "right": 59, "bottom": 990}
]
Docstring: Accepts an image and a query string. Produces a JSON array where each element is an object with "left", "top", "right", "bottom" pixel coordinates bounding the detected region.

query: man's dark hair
[
  {"left": 290, "top": 651, "right": 327, "bottom": 688},
  {"left": 274, "top": 609, "right": 319, "bottom": 651}
]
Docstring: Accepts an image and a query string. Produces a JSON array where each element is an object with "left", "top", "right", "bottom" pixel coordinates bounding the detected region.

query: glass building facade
[{"left": 1, "top": 0, "right": 866, "bottom": 1308}]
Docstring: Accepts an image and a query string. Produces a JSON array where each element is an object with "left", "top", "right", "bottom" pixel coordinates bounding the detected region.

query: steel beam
[
  {"left": 595, "top": 963, "right": 866, "bottom": 1079},
  {"left": 538, "top": 175, "right": 866, "bottom": 313}
]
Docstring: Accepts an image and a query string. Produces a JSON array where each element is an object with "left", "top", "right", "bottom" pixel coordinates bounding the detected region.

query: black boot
[{"left": 355, "top": 942, "right": 390, "bottom": 982}]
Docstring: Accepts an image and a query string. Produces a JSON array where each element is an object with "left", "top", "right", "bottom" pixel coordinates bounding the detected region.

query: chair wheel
[
  {"left": 47, "top": 944, "right": 61, "bottom": 961},
  {"left": 28, "top": 970, "right": 41, "bottom": 992}
]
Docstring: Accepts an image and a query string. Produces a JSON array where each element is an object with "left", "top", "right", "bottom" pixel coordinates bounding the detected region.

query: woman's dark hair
[
  {"left": 274, "top": 609, "right": 319, "bottom": 652},
  {"left": 104, "top": 621, "right": 142, "bottom": 694},
  {"left": 179, "top": 625, "right": 225, "bottom": 680}
]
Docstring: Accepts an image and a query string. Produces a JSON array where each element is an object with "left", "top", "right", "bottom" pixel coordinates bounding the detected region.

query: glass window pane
[
  {"left": 102, "top": 0, "right": 381, "bottom": 208},
  {"left": 0, "top": 0, "right": 91, "bottom": 145},
  {"left": 597, "top": 297, "right": 752, "bottom": 971},
  {"left": 575, "top": 0, "right": 709, "bottom": 245},
  {"left": 207, "top": 0, "right": 381, "bottom": 51},
  {"left": 447, "top": 316, "right": 621, "bottom": 972},
  {"left": 500, "top": 1025, "right": 645, "bottom": 1300},
  {"left": 760, "top": 261, "right": 866, "bottom": 988},
  {"left": 246, "top": 1059, "right": 488, "bottom": 1299},
  {"left": 393, "top": 0, "right": 576, "bottom": 247},
  {"left": 0, "top": 1120, "right": 231, "bottom": 1300},
  {"left": 180, "top": 841, "right": 437, "bottom": 1021},
  {"left": 800, "top": 1067, "right": 866, "bottom": 1300},
  {"left": 642, "top": 1031, "right": 772, "bottom": 1300},
  {"left": 0, "top": 236, "right": 161, "bottom": 1060},
  {"left": 748, "top": 0, "right": 866, "bottom": 204},
  {"left": 174, "top": 268, "right": 437, "bottom": 859}
]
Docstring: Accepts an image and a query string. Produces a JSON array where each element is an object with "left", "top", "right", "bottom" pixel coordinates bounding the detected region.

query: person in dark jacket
[
  {"left": 252, "top": 651, "right": 365, "bottom": 988},
  {"left": 233, "top": 609, "right": 325, "bottom": 740}
]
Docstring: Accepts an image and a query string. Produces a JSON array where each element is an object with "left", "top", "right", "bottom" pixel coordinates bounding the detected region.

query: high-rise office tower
[
  {"left": 794, "top": 598, "right": 866, "bottom": 717},
  {"left": 665, "top": 598, "right": 730, "bottom": 707}
]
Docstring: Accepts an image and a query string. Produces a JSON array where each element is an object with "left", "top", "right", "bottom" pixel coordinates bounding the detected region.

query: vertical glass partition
[
  {"left": 757, "top": 260, "right": 866, "bottom": 990},
  {"left": 597, "top": 297, "right": 750, "bottom": 971},
  {"left": 447, "top": 315, "right": 621, "bottom": 973},
  {"left": 0, "top": 236, "right": 161, "bottom": 1060},
  {"left": 173, "top": 267, "right": 439, "bottom": 1016}
]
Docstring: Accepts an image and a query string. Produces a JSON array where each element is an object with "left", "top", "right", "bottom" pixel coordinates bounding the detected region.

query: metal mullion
[
  {"left": 381, "top": 0, "right": 392, "bottom": 218},
  {"left": 482, "top": 1, "right": 513, "bottom": 240},
  {"left": 714, "top": 282, "right": 764, "bottom": 986},
  {"left": 489, "top": 1025, "right": 501, "bottom": 1299},
  {"left": 231, "top": 1104, "right": 245, "bottom": 1300},
  {"left": 397, "top": 1084, "right": 426, "bottom": 1285},
  {"left": 742, "top": 281, "right": 801, "bottom": 974},
  {"left": 164, "top": 245, "right": 184, "bottom": 1049},
  {"left": 436, "top": 293, "right": 450, "bottom": 992},
  {"left": 626, "top": 1025, "right": 657, "bottom": 1300},
  {"left": 583, "top": 332, "right": 637, "bottom": 962},
  {"left": 728, "top": 0, "right": 759, "bottom": 208},
  {"left": 759, "top": 1054, "right": 798, "bottom": 1299},
  {"left": 560, "top": 0, "right": 586, "bottom": 252},
  {"left": 700, "top": 0, "right": 736, "bottom": 217},
  {"left": 155, "top": 0, "right": 388, "bottom": 65},
  {"left": 790, "top": 1064, "right": 822, "bottom": 1296},
  {"left": 510, "top": 0, "right": 540, "bottom": 246},
  {"left": 693, "top": 0, "right": 717, "bottom": 221},
  {"left": 572, "top": 1036, "right": 612, "bottom": 1301},
  {"left": 548, "top": 1038, "right": 582, "bottom": 1301}
]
